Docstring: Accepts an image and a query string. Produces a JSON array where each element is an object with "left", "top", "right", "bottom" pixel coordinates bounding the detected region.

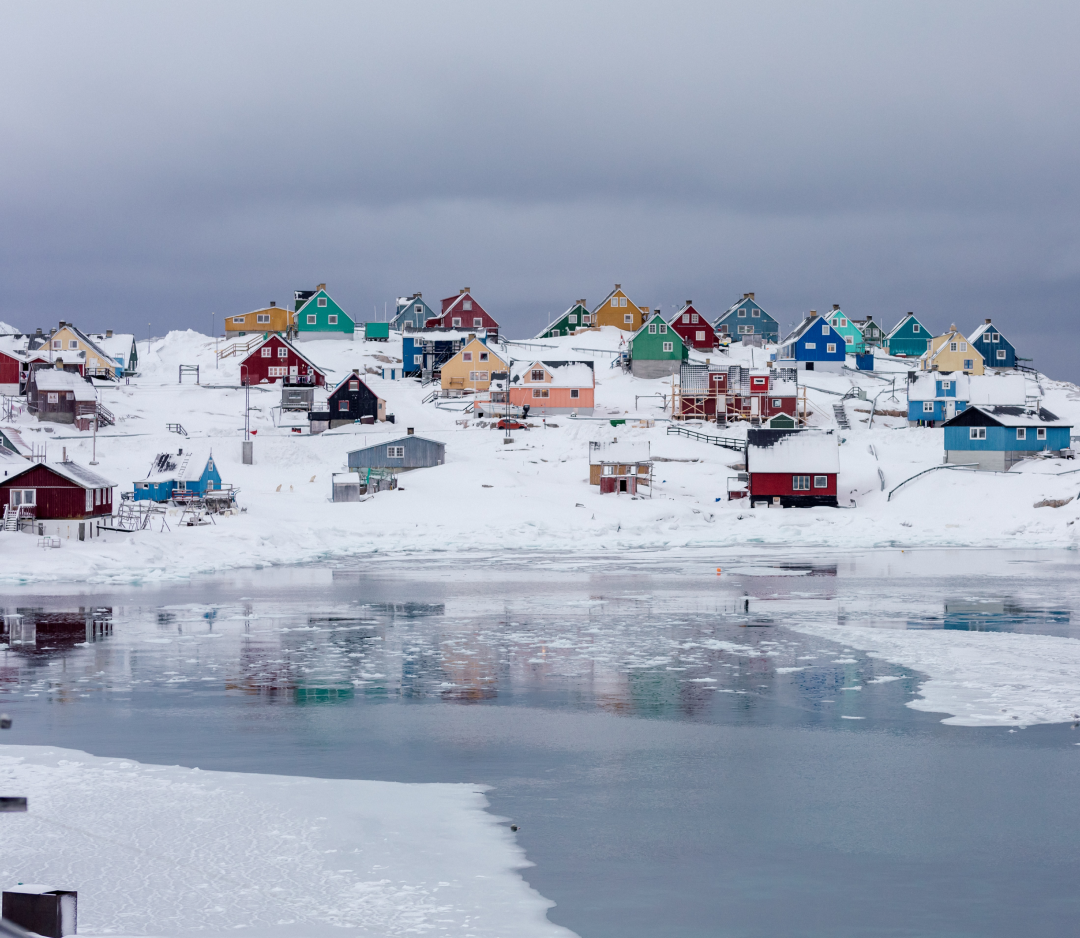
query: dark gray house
[{"left": 347, "top": 432, "right": 446, "bottom": 472}]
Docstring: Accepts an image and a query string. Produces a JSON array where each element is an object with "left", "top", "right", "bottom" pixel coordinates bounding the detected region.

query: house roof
[
  {"left": 885, "top": 312, "right": 927, "bottom": 340},
  {"left": 3, "top": 460, "right": 116, "bottom": 489},
  {"left": 944, "top": 405, "right": 1071, "bottom": 429},
  {"left": 968, "top": 321, "right": 1010, "bottom": 343},
  {"left": 32, "top": 369, "right": 97, "bottom": 401},
  {"left": 590, "top": 285, "right": 641, "bottom": 315},
  {"left": 87, "top": 333, "right": 136, "bottom": 363},
  {"left": 143, "top": 448, "right": 215, "bottom": 484},
  {"left": 348, "top": 436, "right": 445, "bottom": 457},
  {"left": 747, "top": 429, "right": 839, "bottom": 473},
  {"left": 630, "top": 311, "right": 676, "bottom": 343},
  {"left": 295, "top": 289, "right": 355, "bottom": 323},
  {"left": 0, "top": 426, "right": 31, "bottom": 457},
  {"left": 441, "top": 291, "right": 480, "bottom": 317},
  {"left": 668, "top": 303, "right": 713, "bottom": 327},
  {"left": 244, "top": 335, "right": 325, "bottom": 374},
  {"left": 329, "top": 372, "right": 382, "bottom": 398},
  {"left": 908, "top": 372, "right": 970, "bottom": 400},
  {"left": 589, "top": 441, "right": 650, "bottom": 464},
  {"left": 451, "top": 338, "right": 507, "bottom": 366},
  {"left": 510, "top": 360, "right": 595, "bottom": 387},
  {"left": 780, "top": 313, "right": 823, "bottom": 346},
  {"left": 718, "top": 296, "right": 773, "bottom": 321},
  {"left": 923, "top": 329, "right": 985, "bottom": 364},
  {"left": 967, "top": 375, "right": 1026, "bottom": 406},
  {"left": 56, "top": 323, "right": 115, "bottom": 367}
]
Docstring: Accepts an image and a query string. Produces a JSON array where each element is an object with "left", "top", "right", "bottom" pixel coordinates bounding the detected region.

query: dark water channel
[{"left": 3, "top": 549, "right": 1080, "bottom": 937}]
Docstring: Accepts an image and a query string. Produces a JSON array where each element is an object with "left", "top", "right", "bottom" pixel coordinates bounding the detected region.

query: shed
[
  {"left": 942, "top": 405, "right": 1073, "bottom": 471},
  {"left": 133, "top": 448, "right": 221, "bottom": 502},
  {"left": 27, "top": 367, "right": 97, "bottom": 425},
  {"left": 364, "top": 322, "right": 390, "bottom": 341},
  {"left": 589, "top": 440, "right": 652, "bottom": 494},
  {"left": 347, "top": 433, "right": 445, "bottom": 471},
  {"left": 746, "top": 429, "right": 839, "bottom": 507}
]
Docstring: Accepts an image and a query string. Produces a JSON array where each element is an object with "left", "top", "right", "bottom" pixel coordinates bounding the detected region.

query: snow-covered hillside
[{"left": 3, "top": 327, "right": 1080, "bottom": 583}]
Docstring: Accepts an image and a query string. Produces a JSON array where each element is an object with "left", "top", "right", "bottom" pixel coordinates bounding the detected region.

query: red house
[
  {"left": 240, "top": 335, "right": 326, "bottom": 387},
  {"left": 678, "top": 366, "right": 728, "bottom": 420},
  {"left": 426, "top": 288, "right": 500, "bottom": 337},
  {"left": 678, "top": 365, "right": 798, "bottom": 423},
  {"left": 0, "top": 459, "right": 116, "bottom": 534},
  {"left": 746, "top": 429, "right": 838, "bottom": 507},
  {"left": 668, "top": 302, "right": 716, "bottom": 350},
  {"left": 0, "top": 347, "right": 21, "bottom": 392}
]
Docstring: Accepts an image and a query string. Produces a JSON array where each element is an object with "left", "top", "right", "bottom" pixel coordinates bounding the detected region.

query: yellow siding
[
  {"left": 922, "top": 331, "right": 985, "bottom": 375},
  {"left": 49, "top": 326, "right": 116, "bottom": 377},
  {"left": 440, "top": 339, "right": 508, "bottom": 391},
  {"left": 225, "top": 306, "right": 292, "bottom": 333},
  {"left": 594, "top": 288, "right": 646, "bottom": 332}
]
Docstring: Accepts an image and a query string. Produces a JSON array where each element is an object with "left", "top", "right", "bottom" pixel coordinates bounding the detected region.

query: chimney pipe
[
  {"left": 809, "top": 310, "right": 818, "bottom": 318},
  {"left": 461, "top": 287, "right": 470, "bottom": 295},
  {"left": 352, "top": 368, "right": 360, "bottom": 376},
  {"left": 686, "top": 300, "right": 693, "bottom": 306},
  {"left": 62, "top": 447, "right": 67, "bottom": 462},
  {"left": 614, "top": 284, "right": 621, "bottom": 290},
  {"left": 106, "top": 329, "right": 113, "bottom": 338},
  {"left": 748, "top": 293, "right": 755, "bottom": 300},
  {"left": 270, "top": 301, "right": 276, "bottom": 307},
  {"left": 985, "top": 318, "right": 992, "bottom": 324},
  {"left": 407, "top": 427, "right": 414, "bottom": 435}
]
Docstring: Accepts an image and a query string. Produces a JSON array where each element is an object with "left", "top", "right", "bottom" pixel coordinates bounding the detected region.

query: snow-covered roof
[
  {"left": 779, "top": 313, "right": 821, "bottom": 346},
  {"left": 0, "top": 426, "right": 32, "bottom": 457},
  {"left": 406, "top": 329, "right": 493, "bottom": 343},
  {"left": 747, "top": 429, "right": 839, "bottom": 473},
  {"left": 144, "top": 448, "right": 214, "bottom": 484},
  {"left": 967, "top": 375, "right": 1026, "bottom": 406},
  {"left": 510, "top": 360, "right": 595, "bottom": 387},
  {"left": 348, "top": 436, "right": 444, "bottom": 455},
  {"left": 32, "top": 369, "right": 97, "bottom": 401},
  {"left": 59, "top": 324, "right": 115, "bottom": 366},
  {"left": 3, "top": 460, "right": 115, "bottom": 489},
  {"left": 968, "top": 320, "right": 1010, "bottom": 344},
  {"left": 949, "top": 405, "right": 1072, "bottom": 429},
  {"left": 885, "top": 312, "right": 926, "bottom": 339},
  {"left": 589, "top": 441, "right": 650, "bottom": 464},
  {"left": 88, "top": 333, "right": 135, "bottom": 363},
  {"left": 770, "top": 378, "right": 798, "bottom": 396},
  {"left": 908, "top": 372, "right": 970, "bottom": 400}
]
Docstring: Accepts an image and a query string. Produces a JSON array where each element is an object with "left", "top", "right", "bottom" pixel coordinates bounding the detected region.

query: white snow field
[
  {"left": 0, "top": 745, "right": 574, "bottom": 938},
  {"left": 3, "top": 327, "right": 1080, "bottom": 584}
]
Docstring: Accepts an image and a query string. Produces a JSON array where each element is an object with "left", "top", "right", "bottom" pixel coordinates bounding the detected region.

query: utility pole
[{"left": 90, "top": 406, "right": 99, "bottom": 465}]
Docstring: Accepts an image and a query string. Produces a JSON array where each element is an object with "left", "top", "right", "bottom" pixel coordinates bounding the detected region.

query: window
[
  {"left": 992, "top": 333, "right": 1000, "bottom": 342},
  {"left": 997, "top": 349, "right": 1006, "bottom": 360},
  {"left": 532, "top": 388, "right": 550, "bottom": 398},
  {"left": 752, "top": 309, "right": 760, "bottom": 318},
  {"left": 1037, "top": 428, "right": 1046, "bottom": 440},
  {"left": 792, "top": 475, "right": 810, "bottom": 491},
  {"left": 570, "top": 389, "right": 579, "bottom": 398},
  {"left": 814, "top": 476, "right": 828, "bottom": 488},
  {"left": 624, "top": 314, "right": 633, "bottom": 324},
  {"left": 963, "top": 359, "right": 973, "bottom": 370},
  {"left": 569, "top": 314, "right": 577, "bottom": 325},
  {"left": 234, "top": 317, "right": 246, "bottom": 324},
  {"left": 970, "top": 427, "right": 986, "bottom": 440},
  {"left": 463, "top": 300, "right": 473, "bottom": 311},
  {"left": 52, "top": 340, "right": 61, "bottom": 349},
  {"left": 941, "top": 380, "right": 951, "bottom": 389},
  {"left": 662, "top": 341, "right": 673, "bottom": 352},
  {"left": 959, "top": 342, "right": 967, "bottom": 351},
  {"left": 349, "top": 380, "right": 359, "bottom": 391},
  {"left": 388, "top": 446, "right": 405, "bottom": 458},
  {"left": 620, "top": 297, "right": 627, "bottom": 307},
  {"left": 659, "top": 324, "right": 667, "bottom": 334},
  {"left": 307, "top": 314, "right": 316, "bottom": 325},
  {"left": 1016, "top": 427, "right": 1026, "bottom": 440},
  {"left": 278, "top": 346, "right": 288, "bottom": 358},
  {"left": 924, "top": 401, "right": 935, "bottom": 413},
  {"left": 462, "top": 352, "right": 473, "bottom": 362},
  {"left": 473, "top": 318, "right": 482, "bottom": 328},
  {"left": 737, "top": 309, "right": 747, "bottom": 318},
  {"left": 47, "top": 392, "right": 58, "bottom": 403},
  {"left": 69, "top": 340, "right": 78, "bottom": 350},
  {"left": 415, "top": 304, "right": 423, "bottom": 314},
  {"left": 11, "top": 489, "right": 34, "bottom": 506},
  {"left": 479, "top": 352, "right": 488, "bottom": 362},
  {"left": 328, "top": 315, "right": 338, "bottom": 325},
  {"left": 719, "top": 324, "right": 728, "bottom": 333},
  {"left": 772, "top": 398, "right": 782, "bottom": 407},
  {"left": 261, "top": 347, "right": 271, "bottom": 358},
  {"left": 414, "top": 354, "right": 422, "bottom": 365},
  {"left": 738, "top": 324, "right": 753, "bottom": 334},
  {"left": 317, "top": 297, "right": 327, "bottom": 307},
  {"left": 86, "top": 489, "right": 94, "bottom": 512},
  {"left": 531, "top": 369, "right": 545, "bottom": 381},
  {"left": 950, "top": 342, "right": 958, "bottom": 352},
  {"left": 753, "top": 378, "right": 766, "bottom": 386},
  {"left": 603, "top": 465, "right": 613, "bottom": 475},
  {"left": 611, "top": 298, "right": 619, "bottom": 308},
  {"left": 912, "top": 324, "right": 920, "bottom": 333},
  {"left": 649, "top": 324, "right": 657, "bottom": 334},
  {"left": 805, "top": 342, "right": 816, "bottom": 349},
  {"left": 695, "top": 331, "right": 705, "bottom": 341},
  {"left": 822, "top": 325, "right": 831, "bottom": 335},
  {"left": 257, "top": 314, "right": 270, "bottom": 324},
  {"left": 840, "top": 319, "right": 847, "bottom": 327},
  {"left": 268, "top": 366, "right": 286, "bottom": 377},
  {"left": 691, "top": 314, "right": 699, "bottom": 323},
  {"left": 339, "top": 401, "right": 350, "bottom": 411},
  {"left": 452, "top": 317, "right": 461, "bottom": 327},
  {"left": 826, "top": 343, "right": 836, "bottom": 353}
]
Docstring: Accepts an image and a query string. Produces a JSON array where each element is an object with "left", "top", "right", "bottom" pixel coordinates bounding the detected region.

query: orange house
[
  {"left": 592, "top": 285, "right": 648, "bottom": 332},
  {"left": 509, "top": 360, "right": 595, "bottom": 415}
]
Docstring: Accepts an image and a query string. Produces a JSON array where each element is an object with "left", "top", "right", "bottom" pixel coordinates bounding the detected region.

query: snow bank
[
  {"left": 782, "top": 624, "right": 1080, "bottom": 727},
  {"left": 0, "top": 745, "right": 574, "bottom": 938}
]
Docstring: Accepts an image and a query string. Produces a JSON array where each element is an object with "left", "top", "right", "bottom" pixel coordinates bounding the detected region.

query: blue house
[
  {"left": 714, "top": 293, "right": 780, "bottom": 344},
  {"left": 968, "top": 318, "right": 1017, "bottom": 369},
  {"left": 134, "top": 448, "right": 221, "bottom": 501},
  {"left": 402, "top": 332, "right": 489, "bottom": 376},
  {"left": 777, "top": 311, "right": 848, "bottom": 372},
  {"left": 907, "top": 372, "right": 969, "bottom": 426},
  {"left": 884, "top": 312, "right": 932, "bottom": 357},
  {"left": 391, "top": 293, "right": 437, "bottom": 331},
  {"left": 943, "top": 406, "right": 1073, "bottom": 471}
]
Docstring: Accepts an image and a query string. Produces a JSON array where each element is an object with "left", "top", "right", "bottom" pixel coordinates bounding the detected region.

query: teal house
[
  {"left": 629, "top": 311, "right": 688, "bottom": 378},
  {"left": 885, "top": 312, "right": 931, "bottom": 357},
  {"left": 826, "top": 305, "right": 866, "bottom": 354},
  {"left": 294, "top": 284, "right": 355, "bottom": 341},
  {"left": 134, "top": 448, "right": 221, "bottom": 502},
  {"left": 391, "top": 293, "right": 436, "bottom": 331},
  {"left": 537, "top": 300, "right": 592, "bottom": 338}
]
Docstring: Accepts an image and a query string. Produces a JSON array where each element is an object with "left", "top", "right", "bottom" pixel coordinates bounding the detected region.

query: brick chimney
[
  {"left": 614, "top": 284, "right": 621, "bottom": 290},
  {"left": 985, "top": 317, "right": 992, "bottom": 324},
  {"left": 316, "top": 283, "right": 326, "bottom": 291},
  {"left": 686, "top": 300, "right": 693, "bottom": 306},
  {"left": 106, "top": 329, "right": 113, "bottom": 338},
  {"left": 460, "top": 287, "right": 470, "bottom": 295},
  {"left": 832, "top": 304, "right": 840, "bottom": 311},
  {"left": 809, "top": 310, "right": 818, "bottom": 318},
  {"left": 577, "top": 299, "right": 586, "bottom": 306},
  {"left": 270, "top": 301, "right": 276, "bottom": 307},
  {"left": 407, "top": 427, "right": 414, "bottom": 435}
]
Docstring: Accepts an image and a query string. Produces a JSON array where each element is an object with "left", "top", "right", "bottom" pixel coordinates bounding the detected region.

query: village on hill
[{"left": 1, "top": 284, "right": 1079, "bottom": 582}]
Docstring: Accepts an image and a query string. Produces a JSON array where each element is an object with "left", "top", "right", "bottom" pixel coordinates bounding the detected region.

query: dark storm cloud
[{"left": 1, "top": 1, "right": 1079, "bottom": 375}]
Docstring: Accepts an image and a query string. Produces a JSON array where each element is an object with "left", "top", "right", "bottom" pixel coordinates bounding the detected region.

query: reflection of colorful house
[
  {"left": 920, "top": 325, "right": 984, "bottom": 375},
  {"left": 391, "top": 293, "right": 437, "bottom": 331},
  {"left": 439, "top": 338, "right": 508, "bottom": 392},
  {"left": 668, "top": 302, "right": 716, "bottom": 350},
  {"left": 714, "top": 294, "right": 779, "bottom": 343},
  {"left": 943, "top": 405, "right": 1073, "bottom": 471},
  {"left": 826, "top": 305, "right": 865, "bottom": 354},
  {"left": 134, "top": 448, "right": 221, "bottom": 501},
  {"left": 293, "top": 284, "right": 355, "bottom": 340},
  {"left": 537, "top": 300, "right": 593, "bottom": 338},
  {"left": 628, "top": 311, "right": 688, "bottom": 378},
  {"left": 224, "top": 302, "right": 292, "bottom": 336},
  {"left": 884, "top": 312, "right": 931, "bottom": 357},
  {"left": 509, "top": 360, "right": 595, "bottom": 415},
  {"left": 592, "top": 285, "right": 647, "bottom": 332},
  {"left": 969, "top": 319, "right": 1017, "bottom": 370}
]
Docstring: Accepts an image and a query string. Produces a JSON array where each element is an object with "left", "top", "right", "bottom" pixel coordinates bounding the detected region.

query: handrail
[
  {"left": 887, "top": 463, "right": 979, "bottom": 501},
  {"left": 665, "top": 424, "right": 746, "bottom": 453}
]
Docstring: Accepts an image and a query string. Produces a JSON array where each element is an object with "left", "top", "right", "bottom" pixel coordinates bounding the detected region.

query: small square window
[
  {"left": 997, "top": 349, "right": 1006, "bottom": 360},
  {"left": 462, "top": 352, "right": 473, "bottom": 362},
  {"left": 278, "top": 346, "right": 288, "bottom": 358},
  {"left": 307, "top": 315, "right": 316, "bottom": 324},
  {"left": 47, "top": 392, "right": 58, "bottom": 403},
  {"left": 963, "top": 359, "right": 973, "bottom": 370},
  {"left": 772, "top": 398, "right": 781, "bottom": 407},
  {"left": 620, "top": 297, "right": 627, "bottom": 307},
  {"left": 751, "top": 309, "right": 760, "bottom": 318},
  {"left": 959, "top": 342, "right": 967, "bottom": 351},
  {"left": 1037, "top": 427, "right": 1046, "bottom": 440},
  {"left": 950, "top": 342, "right": 957, "bottom": 352},
  {"left": 570, "top": 389, "right": 579, "bottom": 398},
  {"left": 261, "top": 347, "right": 272, "bottom": 357},
  {"left": 659, "top": 324, "right": 667, "bottom": 334},
  {"left": 924, "top": 401, "right": 935, "bottom": 413},
  {"left": 624, "top": 314, "right": 633, "bottom": 324},
  {"left": 695, "top": 331, "right": 705, "bottom": 341},
  {"left": 479, "top": 352, "right": 488, "bottom": 362},
  {"left": 328, "top": 315, "right": 338, "bottom": 325},
  {"left": 941, "top": 380, "right": 951, "bottom": 389},
  {"left": 737, "top": 310, "right": 747, "bottom": 318},
  {"left": 970, "top": 427, "right": 986, "bottom": 440},
  {"left": 463, "top": 300, "right": 473, "bottom": 311},
  {"left": 257, "top": 314, "right": 270, "bottom": 324},
  {"left": 473, "top": 318, "right": 482, "bottom": 328},
  {"left": 339, "top": 400, "right": 350, "bottom": 411},
  {"left": 813, "top": 475, "right": 828, "bottom": 488},
  {"left": 415, "top": 304, "right": 423, "bottom": 314},
  {"left": 822, "top": 326, "right": 831, "bottom": 335},
  {"left": 452, "top": 317, "right": 461, "bottom": 327},
  {"left": 388, "top": 446, "right": 405, "bottom": 458},
  {"left": 317, "top": 297, "right": 327, "bottom": 307},
  {"left": 531, "top": 369, "right": 545, "bottom": 381},
  {"left": 662, "top": 341, "right": 673, "bottom": 352},
  {"left": 349, "top": 380, "right": 359, "bottom": 391},
  {"left": 992, "top": 333, "right": 1000, "bottom": 342},
  {"left": 827, "top": 343, "right": 836, "bottom": 353},
  {"left": 1016, "top": 427, "right": 1026, "bottom": 440},
  {"left": 912, "top": 324, "right": 921, "bottom": 333},
  {"left": 611, "top": 298, "right": 619, "bottom": 308},
  {"left": 649, "top": 324, "right": 657, "bottom": 334},
  {"left": 569, "top": 314, "right": 577, "bottom": 325}
]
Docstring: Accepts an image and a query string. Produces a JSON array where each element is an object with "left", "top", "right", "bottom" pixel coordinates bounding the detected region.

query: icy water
[{"left": 4, "top": 549, "right": 1080, "bottom": 938}]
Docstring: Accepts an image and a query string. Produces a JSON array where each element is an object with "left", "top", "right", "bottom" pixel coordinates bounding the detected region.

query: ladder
[
  {"left": 3, "top": 505, "right": 23, "bottom": 532},
  {"left": 833, "top": 403, "right": 850, "bottom": 429}
]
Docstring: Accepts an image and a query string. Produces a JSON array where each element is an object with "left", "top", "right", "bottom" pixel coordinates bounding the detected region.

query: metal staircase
[
  {"left": 167, "top": 423, "right": 188, "bottom": 436},
  {"left": 833, "top": 403, "right": 850, "bottom": 429},
  {"left": 96, "top": 402, "right": 115, "bottom": 427}
]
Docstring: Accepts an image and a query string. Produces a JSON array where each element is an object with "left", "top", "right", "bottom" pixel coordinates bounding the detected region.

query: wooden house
[
  {"left": 0, "top": 458, "right": 115, "bottom": 525},
  {"left": 969, "top": 319, "right": 1017, "bottom": 369},
  {"left": 318, "top": 370, "right": 387, "bottom": 428},
  {"left": 537, "top": 301, "right": 594, "bottom": 338},
  {"left": 391, "top": 293, "right": 437, "bottom": 331},
  {"left": 402, "top": 331, "right": 483, "bottom": 377},
  {"left": 677, "top": 363, "right": 728, "bottom": 420},
  {"left": 677, "top": 364, "right": 797, "bottom": 423},
  {"left": 508, "top": 360, "right": 595, "bottom": 415},
  {"left": 906, "top": 372, "right": 969, "bottom": 426},
  {"left": 853, "top": 315, "right": 885, "bottom": 349},
  {"left": 43, "top": 323, "right": 116, "bottom": 378},
  {"left": 826, "top": 305, "right": 865, "bottom": 355},
  {"left": 668, "top": 302, "right": 716, "bottom": 350},
  {"left": 427, "top": 289, "right": 500, "bottom": 337},
  {"left": 239, "top": 335, "right": 326, "bottom": 386},
  {"left": 592, "top": 285, "right": 647, "bottom": 332},
  {"left": 440, "top": 338, "right": 508, "bottom": 393},
  {"left": 293, "top": 284, "right": 355, "bottom": 340},
  {"left": 27, "top": 366, "right": 97, "bottom": 425},
  {"left": 943, "top": 405, "right": 1073, "bottom": 471},
  {"left": 747, "top": 429, "right": 839, "bottom": 508},
  {"left": 713, "top": 294, "right": 780, "bottom": 344},
  {"left": 224, "top": 302, "right": 292, "bottom": 336},
  {"left": 589, "top": 441, "right": 652, "bottom": 494},
  {"left": 0, "top": 346, "right": 21, "bottom": 394},
  {"left": 629, "top": 311, "right": 688, "bottom": 378},
  {"left": 87, "top": 331, "right": 138, "bottom": 376},
  {"left": 884, "top": 312, "right": 931, "bottom": 357},
  {"left": 347, "top": 431, "right": 445, "bottom": 471},
  {"left": 0, "top": 427, "right": 31, "bottom": 458},
  {"left": 777, "top": 311, "right": 847, "bottom": 371},
  {"left": 921, "top": 325, "right": 985, "bottom": 375},
  {"left": 134, "top": 448, "right": 221, "bottom": 502}
]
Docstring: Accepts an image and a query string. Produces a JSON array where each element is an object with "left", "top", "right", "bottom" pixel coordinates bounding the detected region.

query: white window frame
[
  {"left": 695, "top": 331, "right": 705, "bottom": 341},
  {"left": 805, "top": 342, "right": 816, "bottom": 350},
  {"left": 452, "top": 317, "right": 462, "bottom": 327},
  {"left": 620, "top": 297, "right": 627, "bottom": 307},
  {"left": 277, "top": 346, "right": 289, "bottom": 358},
  {"left": 624, "top": 314, "right": 633, "bottom": 324},
  {"left": 1037, "top": 427, "right": 1046, "bottom": 440},
  {"left": 473, "top": 317, "right": 483, "bottom": 328},
  {"left": 826, "top": 343, "right": 836, "bottom": 353},
  {"left": 531, "top": 369, "right": 545, "bottom": 381},
  {"left": 950, "top": 342, "right": 957, "bottom": 352},
  {"left": 970, "top": 427, "right": 986, "bottom": 440},
  {"left": 339, "top": 400, "right": 350, "bottom": 412},
  {"left": 649, "top": 324, "right": 657, "bottom": 334},
  {"left": 317, "top": 297, "right": 328, "bottom": 307},
  {"left": 307, "top": 314, "right": 316, "bottom": 325},
  {"left": 813, "top": 475, "right": 828, "bottom": 489},
  {"left": 257, "top": 314, "right": 270, "bottom": 324},
  {"left": 532, "top": 388, "right": 549, "bottom": 398},
  {"left": 997, "top": 349, "right": 1006, "bottom": 360},
  {"left": 1016, "top": 428, "right": 1026, "bottom": 440},
  {"left": 737, "top": 309, "right": 747, "bottom": 318},
  {"left": 923, "top": 401, "right": 935, "bottom": 413},
  {"left": 662, "top": 341, "right": 673, "bottom": 352},
  {"left": 462, "top": 352, "right": 473, "bottom": 362},
  {"left": 570, "top": 388, "right": 579, "bottom": 399},
  {"left": 792, "top": 475, "right": 810, "bottom": 491},
  {"left": 387, "top": 446, "right": 405, "bottom": 458},
  {"left": 912, "top": 324, "right": 921, "bottom": 333},
  {"left": 47, "top": 392, "right": 58, "bottom": 403},
  {"left": 328, "top": 315, "right": 338, "bottom": 325},
  {"left": 463, "top": 300, "right": 473, "bottom": 311},
  {"left": 12, "top": 489, "right": 35, "bottom": 506},
  {"left": 751, "top": 309, "right": 760, "bottom": 318},
  {"left": 659, "top": 324, "right": 667, "bottom": 334},
  {"left": 822, "top": 326, "right": 831, "bottom": 335}
]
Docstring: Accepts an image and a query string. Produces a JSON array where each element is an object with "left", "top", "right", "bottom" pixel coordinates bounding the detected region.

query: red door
[{"left": 600, "top": 477, "right": 616, "bottom": 494}]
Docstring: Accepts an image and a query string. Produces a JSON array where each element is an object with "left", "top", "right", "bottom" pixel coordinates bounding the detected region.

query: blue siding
[
  {"left": 886, "top": 315, "right": 932, "bottom": 357},
  {"left": 133, "top": 459, "right": 222, "bottom": 501},
  {"left": 908, "top": 400, "right": 968, "bottom": 422},
  {"left": 403, "top": 335, "right": 488, "bottom": 375},
  {"left": 782, "top": 318, "right": 848, "bottom": 362},
  {"left": 972, "top": 329, "right": 1016, "bottom": 368},
  {"left": 392, "top": 296, "right": 437, "bottom": 330},
  {"left": 714, "top": 298, "right": 779, "bottom": 342},
  {"left": 944, "top": 425, "right": 1071, "bottom": 452}
]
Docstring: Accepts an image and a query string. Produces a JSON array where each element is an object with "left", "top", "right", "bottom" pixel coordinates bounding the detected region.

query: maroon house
[
  {"left": 678, "top": 366, "right": 798, "bottom": 423},
  {"left": 426, "top": 289, "right": 500, "bottom": 336},
  {"left": 0, "top": 459, "right": 116, "bottom": 522},
  {"left": 668, "top": 303, "right": 716, "bottom": 350},
  {"left": 239, "top": 335, "right": 326, "bottom": 387},
  {"left": 0, "top": 348, "right": 20, "bottom": 390},
  {"left": 746, "top": 429, "right": 838, "bottom": 508}
]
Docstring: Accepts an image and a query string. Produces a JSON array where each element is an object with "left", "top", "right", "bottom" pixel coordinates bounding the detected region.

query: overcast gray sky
[{"left": 2, "top": 1, "right": 1078, "bottom": 376}]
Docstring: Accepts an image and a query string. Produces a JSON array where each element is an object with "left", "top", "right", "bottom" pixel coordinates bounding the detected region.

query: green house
[
  {"left": 885, "top": 312, "right": 931, "bottom": 357},
  {"left": 629, "top": 311, "right": 688, "bottom": 378},
  {"left": 854, "top": 315, "right": 885, "bottom": 349},
  {"left": 294, "top": 284, "right": 355, "bottom": 341},
  {"left": 826, "top": 305, "right": 865, "bottom": 355},
  {"left": 537, "top": 300, "right": 592, "bottom": 338}
]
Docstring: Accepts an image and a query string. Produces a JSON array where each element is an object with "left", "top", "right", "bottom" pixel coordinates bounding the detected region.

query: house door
[
  {"left": 619, "top": 479, "right": 628, "bottom": 493},
  {"left": 600, "top": 477, "right": 616, "bottom": 494},
  {"left": 749, "top": 396, "right": 760, "bottom": 417},
  {"left": 945, "top": 400, "right": 956, "bottom": 420}
]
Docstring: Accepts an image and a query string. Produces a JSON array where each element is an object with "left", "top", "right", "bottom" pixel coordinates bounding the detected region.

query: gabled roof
[
  {"left": 535, "top": 302, "right": 589, "bottom": 338},
  {"left": 943, "top": 405, "right": 1071, "bottom": 429},
  {"left": 908, "top": 371, "right": 970, "bottom": 400},
  {"left": 717, "top": 295, "right": 774, "bottom": 321},
  {"left": 668, "top": 303, "right": 712, "bottom": 327},
  {"left": 329, "top": 371, "right": 381, "bottom": 398},
  {"left": 923, "top": 328, "right": 984, "bottom": 365},
  {"left": 87, "top": 333, "right": 136, "bottom": 362},
  {"left": 591, "top": 284, "right": 639, "bottom": 315},
  {"left": 295, "top": 288, "right": 355, "bottom": 323},
  {"left": 780, "top": 313, "right": 824, "bottom": 346},
  {"left": 243, "top": 335, "right": 325, "bottom": 374},
  {"left": 441, "top": 291, "right": 480, "bottom": 316},
  {"left": 144, "top": 448, "right": 215, "bottom": 484},
  {"left": 0, "top": 426, "right": 31, "bottom": 457},
  {"left": 32, "top": 369, "right": 97, "bottom": 400},
  {"left": 510, "top": 360, "right": 595, "bottom": 387},
  {"left": 3, "top": 460, "right": 115, "bottom": 489},
  {"left": 968, "top": 321, "right": 1011, "bottom": 343},
  {"left": 56, "top": 323, "right": 115, "bottom": 366},
  {"left": 885, "top": 312, "right": 928, "bottom": 339},
  {"left": 348, "top": 435, "right": 445, "bottom": 456},
  {"left": 630, "top": 311, "right": 675, "bottom": 342},
  {"left": 589, "top": 440, "right": 650, "bottom": 464}
]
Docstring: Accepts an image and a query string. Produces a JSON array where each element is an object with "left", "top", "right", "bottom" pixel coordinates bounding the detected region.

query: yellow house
[
  {"left": 592, "top": 284, "right": 648, "bottom": 332},
  {"left": 225, "top": 302, "right": 292, "bottom": 335},
  {"left": 440, "top": 338, "right": 508, "bottom": 393},
  {"left": 921, "top": 324, "right": 985, "bottom": 375},
  {"left": 45, "top": 322, "right": 117, "bottom": 378}
]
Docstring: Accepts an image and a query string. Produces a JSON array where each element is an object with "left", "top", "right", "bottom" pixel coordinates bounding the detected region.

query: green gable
[
  {"left": 295, "top": 289, "right": 355, "bottom": 335},
  {"left": 857, "top": 318, "right": 885, "bottom": 347},
  {"left": 885, "top": 313, "right": 931, "bottom": 357},
  {"left": 630, "top": 313, "right": 688, "bottom": 361},
  {"left": 538, "top": 303, "right": 589, "bottom": 339}
]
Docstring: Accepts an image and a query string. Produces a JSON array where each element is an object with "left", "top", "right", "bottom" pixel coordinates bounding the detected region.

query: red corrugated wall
[{"left": 0, "top": 464, "right": 113, "bottom": 518}]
